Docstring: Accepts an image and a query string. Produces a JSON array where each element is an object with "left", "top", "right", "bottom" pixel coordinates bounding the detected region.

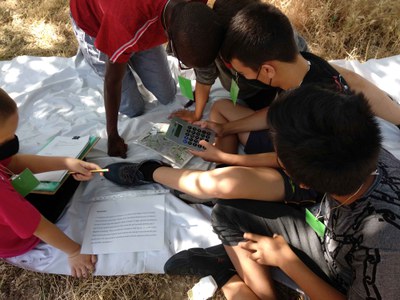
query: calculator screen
[{"left": 174, "top": 123, "right": 183, "bottom": 137}]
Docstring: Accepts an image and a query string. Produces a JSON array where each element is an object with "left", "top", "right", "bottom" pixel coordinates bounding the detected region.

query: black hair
[
  {"left": 267, "top": 85, "right": 381, "bottom": 196},
  {"left": 169, "top": 2, "right": 224, "bottom": 68},
  {"left": 220, "top": 2, "right": 298, "bottom": 71},
  {"left": 213, "top": 0, "right": 261, "bottom": 30},
  {"left": 0, "top": 88, "right": 17, "bottom": 125}
]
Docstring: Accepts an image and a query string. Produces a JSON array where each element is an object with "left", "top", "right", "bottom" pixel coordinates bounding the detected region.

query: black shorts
[
  {"left": 278, "top": 168, "right": 323, "bottom": 206},
  {"left": 25, "top": 176, "right": 79, "bottom": 223},
  {"left": 244, "top": 130, "right": 274, "bottom": 154}
]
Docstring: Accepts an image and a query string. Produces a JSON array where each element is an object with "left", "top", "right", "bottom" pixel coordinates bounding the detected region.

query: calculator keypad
[
  {"left": 166, "top": 117, "right": 215, "bottom": 151},
  {"left": 182, "top": 125, "right": 212, "bottom": 150}
]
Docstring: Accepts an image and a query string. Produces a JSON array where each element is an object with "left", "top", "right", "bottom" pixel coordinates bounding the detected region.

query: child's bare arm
[
  {"left": 191, "top": 141, "right": 279, "bottom": 167},
  {"left": 9, "top": 155, "right": 101, "bottom": 179},
  {"left": 221, "top": 107, "right": 269, "bottom": 136},
  {"left": 170, "top": 82, "right": 212, "bottom": 122},
  {"left": 331, "top": 64, "right": 400, "bottom": 125},
  {"left": 34, "top": 215, "right": 97, "bottom": 277}
]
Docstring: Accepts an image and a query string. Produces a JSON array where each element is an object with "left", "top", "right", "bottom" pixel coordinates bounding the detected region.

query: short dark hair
[
  {"left": 268, "top": 85, "right": 381, "bottom": 196},
  {"left": 220, "top": 2, "right": 298, "bottom": 71},
  {"left": 213, "top": 0, "right": 261, "bottom": 30},
  {"left": 169, "top": 2, "right": 224, "bottom": 68},
  {"left": 0, "top": 88, "right": 17, "bottom": 125}
]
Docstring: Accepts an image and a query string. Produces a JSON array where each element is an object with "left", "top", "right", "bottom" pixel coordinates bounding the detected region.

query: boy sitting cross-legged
[{"left": 166, "top": 85, "right": 400, "bottom": 299}]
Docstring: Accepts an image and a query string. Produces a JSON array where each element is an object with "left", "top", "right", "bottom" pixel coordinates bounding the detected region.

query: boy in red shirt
[{"left": 70, "top": 0, "right": 215, "bottom": 158}]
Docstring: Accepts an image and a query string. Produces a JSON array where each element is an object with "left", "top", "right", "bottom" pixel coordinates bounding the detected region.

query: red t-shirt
[
  {"left": 70, "top": 0, "right": 169, "bottom": 63},
  {"left": 0, "top": 158, "right": 41, "bottom": 258}
]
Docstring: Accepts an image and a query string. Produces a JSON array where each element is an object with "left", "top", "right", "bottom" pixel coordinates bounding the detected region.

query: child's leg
[
  {"left": 25, "top": 176, "right": 79, "bottom": 223},
  {"left": 225, "top": 244, "right": 277, "bottom": 299},
  {"left": 71, "top": 17, "right": 146, "bottom": 117},
  {"left": 221, "top": 274, "right": 261, "bottom": 300},
  {"left": 153, "top": 165, "right": 286, "bottom": 201},
  {"left": 212, "top": 200, "right": 336, "bottom": 298},
  {"left": 130, "top": 46, "right": 176, "bottom": 106},
  {"left": 209, "top": 99, "right": 255, "bottom": 153}
]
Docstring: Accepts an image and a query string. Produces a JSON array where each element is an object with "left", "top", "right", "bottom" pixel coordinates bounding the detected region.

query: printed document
[{"left": 81, "top": 193, "right": 165, "bottom": 254}]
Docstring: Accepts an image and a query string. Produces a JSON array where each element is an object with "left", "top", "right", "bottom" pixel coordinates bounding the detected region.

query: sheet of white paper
[
  {"left": 34, "top": 135, "right": 90, "bottom": 182},
  {"left": 81, "top": 193, "right": 165, "bottom": 254}
]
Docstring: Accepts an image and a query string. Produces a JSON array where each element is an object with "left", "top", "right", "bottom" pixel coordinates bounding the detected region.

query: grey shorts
[{"left": 211, "top": 200, "right": 342, "bottom": 292}]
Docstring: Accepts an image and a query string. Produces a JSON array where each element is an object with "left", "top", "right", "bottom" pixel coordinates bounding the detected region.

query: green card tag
[
  {"left": 230, "top": 78, "right": 239, "bottom": 105},
  {"left": 11, "top": 168, "right": 40, "bottom": 197},
  {"left": 305, "top": 208, "right": 326, "bottom": 238},
  {"left": 178, "top": 76, "right": 194, "bottom": 100}
]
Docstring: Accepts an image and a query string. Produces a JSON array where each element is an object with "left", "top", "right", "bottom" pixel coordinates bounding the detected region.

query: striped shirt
[{"left": 70, "top": 0, "right": 168, "bottom": 63}]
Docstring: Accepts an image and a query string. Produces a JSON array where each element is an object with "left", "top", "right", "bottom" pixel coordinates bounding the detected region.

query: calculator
[{"left": 165, "top": 117, "right": 215, "bottom": 151}]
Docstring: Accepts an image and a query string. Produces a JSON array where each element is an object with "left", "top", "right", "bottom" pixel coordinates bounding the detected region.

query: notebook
[{"left": 31, "top": 135, "right": 100, "bottom": 195}]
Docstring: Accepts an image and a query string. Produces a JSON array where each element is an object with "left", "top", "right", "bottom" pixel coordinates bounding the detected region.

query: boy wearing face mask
[
  {"left": 0, "top": 88, "right": 100, "bottom": 278},
  {"left": 192, "top": 2, "right": 400, "bottom": 166}
]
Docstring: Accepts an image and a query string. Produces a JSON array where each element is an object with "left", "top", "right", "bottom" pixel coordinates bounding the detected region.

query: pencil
[{"left": 68, "top": 168, "right": 109, "bottom": 175}]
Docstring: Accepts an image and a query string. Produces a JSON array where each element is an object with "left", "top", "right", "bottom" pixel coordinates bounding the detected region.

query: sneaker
[
  {"left": 164, "top": 244, "right": 236, "bottom": 288},
  {"left": 104, "top": 159, "right": 165, "bottom": 186}
]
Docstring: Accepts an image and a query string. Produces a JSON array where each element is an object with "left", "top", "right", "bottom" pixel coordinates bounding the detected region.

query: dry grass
[
  {"left": 0, "top": 0, "right": 399, "bottom": 299},
  {"left": 0, "top": 0, "right": 77, "bottom": 60},
  {"left": 0, "top": 262, "right": 298, "bottom": 300},
  {"left": 1, "top": 0, "right": 399, "bottom": 61},
  {"left": 270, "top": 0, "right": 400, "bottom": 60},
  {"left": 0, "top": 263, "right": 212, "bottom": 300}
]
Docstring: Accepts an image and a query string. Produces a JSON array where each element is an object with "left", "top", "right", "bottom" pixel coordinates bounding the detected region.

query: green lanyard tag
[
  {"left": 305, "top": 208, "right": 326, "bottom": 238},
  {"left": 230, "top": 78, "right": 239, "bottom": 106},
  {"left": 11, "top": 168, "right": 40, "bottom": 197},
  {"left": 178, "top": 76, "right": 194, "bottom": 100}
]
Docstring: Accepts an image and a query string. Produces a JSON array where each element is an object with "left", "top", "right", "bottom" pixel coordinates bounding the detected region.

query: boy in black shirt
[{"left": 192, "top": 2, "right": 400, "bottom": 165}]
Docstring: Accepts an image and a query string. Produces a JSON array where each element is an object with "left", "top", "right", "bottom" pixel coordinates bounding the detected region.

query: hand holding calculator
[{"left": 165, "top": 117, "right": 215, "bottom": 151}]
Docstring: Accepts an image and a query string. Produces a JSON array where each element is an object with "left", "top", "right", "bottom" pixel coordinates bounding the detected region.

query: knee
[
  {"left": 119, "top": 97, "right": 145, "bottom": 118},
  {"left": 122, "top": 109, "right": 144, "bottom": 118},
  {"left": 157, "top": 83, "right": 177, "bottom": 105},
  {"left": 210, "top": 99, "right": 232, "bottom": 114}
]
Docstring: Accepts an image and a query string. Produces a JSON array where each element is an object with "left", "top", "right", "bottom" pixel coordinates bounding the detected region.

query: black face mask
[
  {"left": 0, "top": 135, "right": 19, "bottom": 161},
  {"left": 238, "top": 75, "right": 272, "bottom": 89}
]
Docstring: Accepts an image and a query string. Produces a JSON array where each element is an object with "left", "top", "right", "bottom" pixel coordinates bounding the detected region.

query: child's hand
[
  {"left": 68, "top": 247, "right": 97, "bottom": 278},
  {"left": 66, "top": 158, "right": 102, "bottom": 181},
  {"left": 193, "top": 120, "right": 224, "bottom": 137},
  {"left": 190, "top": 140, "right": 225, "bottom": 163},
  {"left": 169, "top": 109, "right": 200, "bottom": 123},
  {"left": 239, "top": 232, "right": 295, "bottom": 268},
  {"left": 107, "top": 134, "right": 128, "bottom": 159}
]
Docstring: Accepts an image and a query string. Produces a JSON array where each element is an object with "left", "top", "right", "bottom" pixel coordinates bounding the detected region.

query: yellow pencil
[{"left": 68, "top": 168, "right": 109, "bottom": 175}]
